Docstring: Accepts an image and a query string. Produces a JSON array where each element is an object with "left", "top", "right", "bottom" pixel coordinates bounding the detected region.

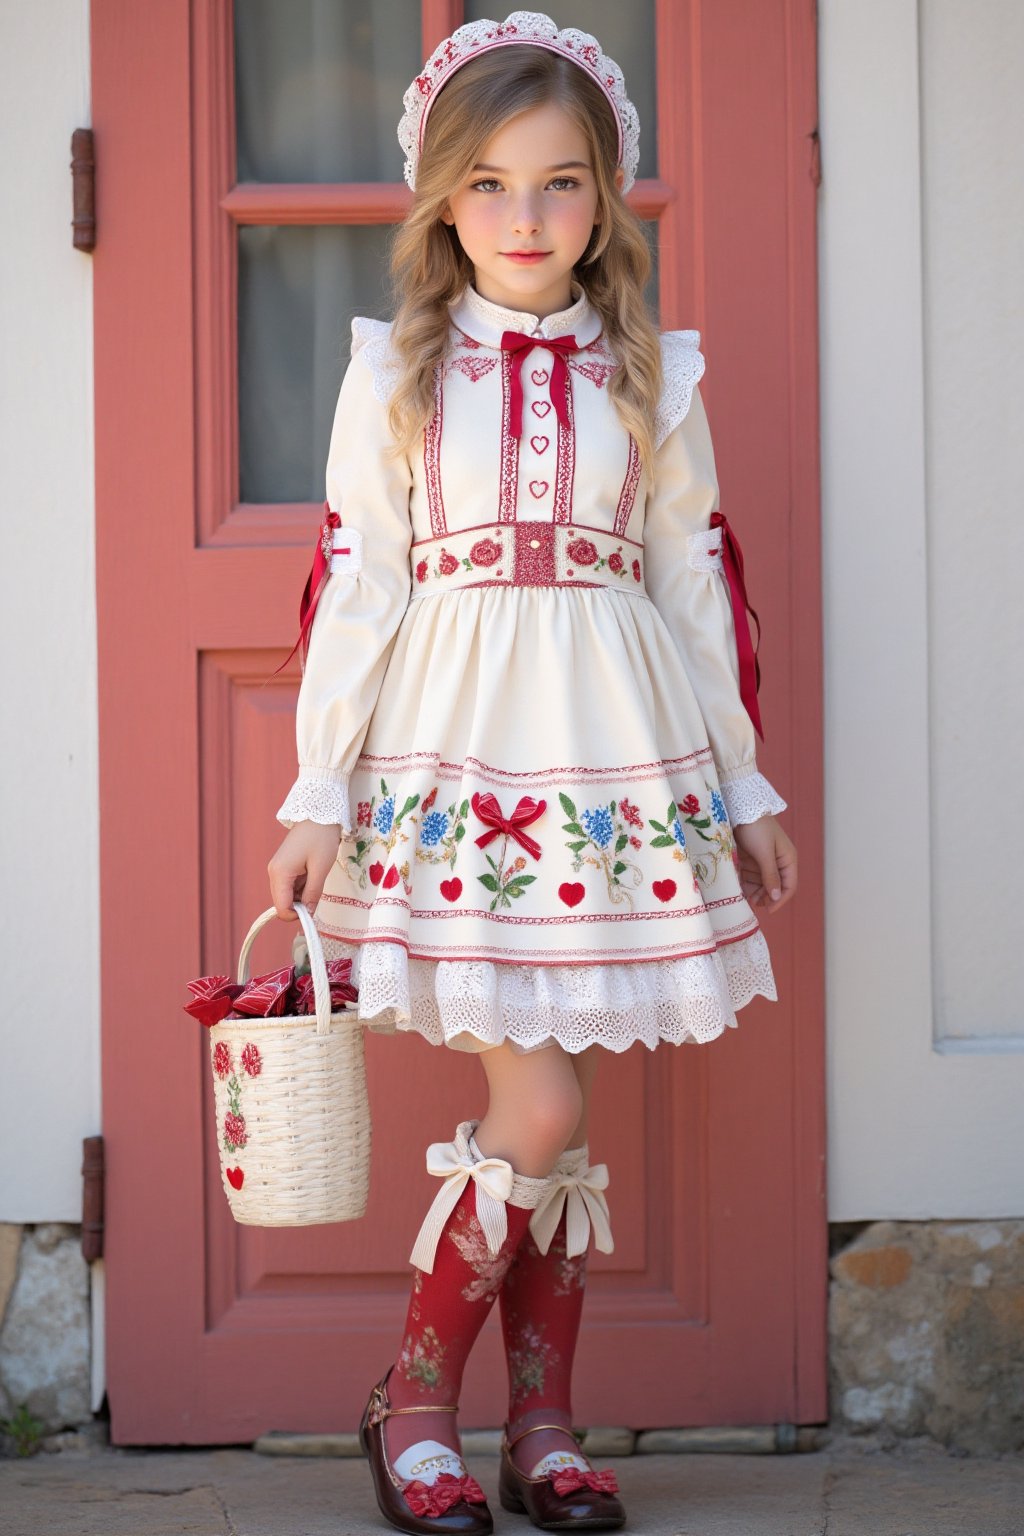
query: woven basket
[{"left": 208, "top": 901, "right": 370, "bottom": 1226}]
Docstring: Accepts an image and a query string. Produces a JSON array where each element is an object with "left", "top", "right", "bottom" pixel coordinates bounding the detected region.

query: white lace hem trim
[
  {"left": 276, "top": 769, "right": 352, "bottom": 833},
  {"left": 316, "top": 929, "right": 777, "bottom": 1056},
  {"left": 719, "top": 772, "right": 787, "bottom": 825}
]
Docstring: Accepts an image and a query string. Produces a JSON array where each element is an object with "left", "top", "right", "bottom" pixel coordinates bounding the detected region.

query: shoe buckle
[{"left": 367, "top": 1384, "right": 387, "bottom": 1427}]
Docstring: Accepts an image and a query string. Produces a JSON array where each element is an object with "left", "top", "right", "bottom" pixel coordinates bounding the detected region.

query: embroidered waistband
[{"left": 409, "top": 521, "right": 646, "bottom": 597}]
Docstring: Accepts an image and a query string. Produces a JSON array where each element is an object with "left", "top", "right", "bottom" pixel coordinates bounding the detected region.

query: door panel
[{"left": 95, "top": 0, "right": 824, "bottom": 1442}]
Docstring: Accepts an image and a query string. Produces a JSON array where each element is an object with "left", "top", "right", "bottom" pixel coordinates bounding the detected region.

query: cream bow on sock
[
  {"left": 408, "top": 1120, "right": 515, "bottom": 1274},
  {"left": 528, "top": 1145, "right": 615, "bottom": 1258}
]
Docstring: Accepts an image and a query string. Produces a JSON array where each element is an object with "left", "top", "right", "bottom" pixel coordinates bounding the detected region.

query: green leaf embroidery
[
  {"left": 478, "top": 873, "right": 499, "bottom": 893},
  {"left": 559, "top": 792, "right": 578, "bottom": 819}
]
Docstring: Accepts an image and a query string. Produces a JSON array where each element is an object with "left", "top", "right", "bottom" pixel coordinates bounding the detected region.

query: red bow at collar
[
  {"left": 273, "top": 502, "right": 342, "bottom": 676},
  {"left": 709, "top": 510, "right": 764, "bottom": 742},
  {"left": 403, "top": 1472, "right": 487, "bottom": 1517},
  {"left": 500, "top": 330, "right": 578, "bottom": 440},
  {"left": 550, "top": 1466, "right": 621, "bottom": 1498},
  {"left": 471, "top": 792, "right": 547, "bottom": 861}
]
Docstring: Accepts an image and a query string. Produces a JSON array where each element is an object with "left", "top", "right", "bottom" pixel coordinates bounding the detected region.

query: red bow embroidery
[
  {"left": 550, "top": 1466, "right": 621, "bottom": 1498},
  {"left": 708, "top": 510, "right": 764, "bottom": 742},
  {"left": 500, "top": 330, "right": 579, "bottom": 440},
  {"left": 403, "top": 1472, "right": 487, "bottom": 1517},
  {"left": 273, "top": 502, "right": 345, "bottom": 676},
  {"left": 471, "top": 792, "right": 547, "bottom": 861}
]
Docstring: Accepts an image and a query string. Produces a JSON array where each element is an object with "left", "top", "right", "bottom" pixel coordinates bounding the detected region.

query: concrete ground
[{"left": 1, "top": 1433, "right": 1023, "bottom": 1536}]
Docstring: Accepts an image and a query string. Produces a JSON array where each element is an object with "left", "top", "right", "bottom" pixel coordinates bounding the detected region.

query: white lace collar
[{"left": 449, "top": 278, "right": 603, "bottom": 350}]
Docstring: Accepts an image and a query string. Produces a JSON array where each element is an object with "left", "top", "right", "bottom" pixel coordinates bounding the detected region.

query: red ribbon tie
[
  {"left": 500, "top": 330, "right": 579, "bottom": 440},
  {"left": 709, "top": 510, "right": 764, "bottom": 742},
  {"left": 471, "top": 792, "right": 547, "bottom": 861}
]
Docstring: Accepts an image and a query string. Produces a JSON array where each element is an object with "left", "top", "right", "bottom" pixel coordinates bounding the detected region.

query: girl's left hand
[{"left": 732, "top": 815, "right": 798, "bottom": 913}]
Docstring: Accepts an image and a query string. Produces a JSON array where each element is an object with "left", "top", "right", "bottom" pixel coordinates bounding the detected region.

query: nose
[{"left": 511, "top": 192, "right": 542, "bottom": 234}]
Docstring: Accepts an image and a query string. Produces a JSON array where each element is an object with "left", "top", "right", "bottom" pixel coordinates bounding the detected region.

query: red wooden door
[{"left": 95, "top": 0, "right": 824, "bottom": 1443}]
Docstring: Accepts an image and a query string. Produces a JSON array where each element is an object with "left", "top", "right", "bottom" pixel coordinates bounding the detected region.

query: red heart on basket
[
  {"left": 652, "top": 879, "right": 677, "bottom": 903},
  {"left": 184, "top": 976, "right": 243, "bottom": 1028},
  {"left": 558, "top": 882, "right": 585, "bottom": 908},
  {"left": 226, "top": 1167, "right": 244, "bottom": 1190}
]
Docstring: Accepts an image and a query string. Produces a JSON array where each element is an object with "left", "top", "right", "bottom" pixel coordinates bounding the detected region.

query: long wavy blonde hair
[{"left": 380, "top": 45, "right": 663, "bottom": 475}]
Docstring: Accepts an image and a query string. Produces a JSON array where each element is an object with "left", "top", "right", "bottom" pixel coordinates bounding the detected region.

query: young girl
[{"left": 268, "top": 12, "right": 797, "bottom": 1532}]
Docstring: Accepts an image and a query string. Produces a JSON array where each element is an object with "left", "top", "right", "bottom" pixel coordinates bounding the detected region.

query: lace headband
[{"left": 397, "top": 9, "right": 641, "bottom": 195}]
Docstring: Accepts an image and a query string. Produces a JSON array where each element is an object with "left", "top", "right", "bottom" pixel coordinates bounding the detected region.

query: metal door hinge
[
  {"left": 71, "top": 128, "right": 95, "bottom": 251},
  {"left": 81, "top": 1134, "right": 105, "bottom": 1261}
]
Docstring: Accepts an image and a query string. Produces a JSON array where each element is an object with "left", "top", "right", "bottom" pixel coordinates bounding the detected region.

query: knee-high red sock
[
  {"left": 498, "top": 1143, "right": 614, "bottom": 1477},
  {"left": 384, "top": 1119, "right": 549, "bottom": 1484}
]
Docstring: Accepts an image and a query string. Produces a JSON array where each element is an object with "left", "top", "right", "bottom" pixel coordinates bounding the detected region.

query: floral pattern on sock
[
  {"left": 396, "top": 1323, "right": 449, "bottom": 1393},
  {"left": 448, "top": 1204, "right": 519, "bottom": 1303},
  {"left": 506, "top": 1316, "right": 561, "bottom": 1414}
]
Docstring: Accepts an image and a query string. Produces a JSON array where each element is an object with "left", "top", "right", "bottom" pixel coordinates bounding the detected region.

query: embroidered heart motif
[
  {"left": 369, "top": 862, "right": 384, "bottom": 886},
  {"left": 530, "top": 435, "right": 549, "bottom": 453},
  {"left": 531, "top": 399, "right": 552, "bottom": 417},
  {"left": 226, "top": 1167, "right": 244, "bottom": 1190},
  {"left": 652, "top": 879, "right": 677, "bottom": 903},
  {"left": 531, "top": 368, "right": 549, "bottom": 384},
  {"left": 382, "top": 865, "right": 401, "bottom": 889},
  {"left": 558, "top": 882, "right": 585, "bottom": 908},
  {"left": 529, "top": 481, "right": 549, "bottom": 498},
  {"left": 440, "top": 878, "right": 462, "bottom": 902}
]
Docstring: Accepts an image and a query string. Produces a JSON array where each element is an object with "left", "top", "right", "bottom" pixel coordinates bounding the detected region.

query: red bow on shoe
[
  {"left": 550, "top": 1465, "right": 621, "bottom": 1497},
  {"left": 500, "top": 331, "right": 579, "bottom": 440},
  {"left": 708, "top": 510, "right": 764, "bottom": 742},
  {"left": 471, "top": 792, "right": 547, "bottom": 861},
  {"left": 403, "top": 1472, "right": 487, "bottom": 1517}
]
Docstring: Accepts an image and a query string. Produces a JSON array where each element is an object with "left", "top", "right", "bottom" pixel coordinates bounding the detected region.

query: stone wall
[
  {"left": 0, "top": 1224, "right": 91, "bottom": 1436},
  {"left": 829, "top": 1219, "right": 1024, "bottom": 1454}
]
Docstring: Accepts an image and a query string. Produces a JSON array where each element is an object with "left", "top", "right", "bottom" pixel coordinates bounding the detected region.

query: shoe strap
[
  {"left": 381, "top": 1401, "right": 459, "bottom": 1418},
  {"left": 505, "top": 1421, "right": 581, "bottom": 1452}
]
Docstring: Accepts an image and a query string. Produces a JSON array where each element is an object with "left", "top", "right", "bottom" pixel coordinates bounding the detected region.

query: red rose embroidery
[
  {"left": 469, "top": 537, "right": 501, "bottom": 567},
  {"left": 566, "top": 537, "right": 598, "bottom": 566},
  {"left": 632, "top": 558, "right": 641, "bottom": 582},
  {"left": 681, "top": 794, "right": 701, "bottom": 816},
  {"left": 438, "top": 550, "right": 460, "bottom": 576},
  {"left": 415, "top": 559, "right": 428, "bottom": 583},
  {"left": 608, "top": 551, "right": 624, "bottom": 573},
  {"left": 422, "top": 786, "right": 438, "bottom": 812},
  {"left": 224, "top": 1111, "right": 247, "bottom": 1149},
  {"left": 212, "top": 1041, "right": 232, "bottom": 1079},
  {"left": 357, "top": 800, "right": 372, "bottom": 826},
  {"left": 629, "top": 834, "right": 642, "bottom": 850},
  {"left": 241, "top": 1042, "right": 262, "bottom": 1078},
  {"left": 618, "top": 797, "right": 643, "bottom": 828}
]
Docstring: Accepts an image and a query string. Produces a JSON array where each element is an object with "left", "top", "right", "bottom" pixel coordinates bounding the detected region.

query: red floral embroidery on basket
[
  {"left": 212, "top": 1041, "right": 232, "bottom": 1079},
  {"left": 241, "top": 1042, "right": 262, "bottom": 1078}
]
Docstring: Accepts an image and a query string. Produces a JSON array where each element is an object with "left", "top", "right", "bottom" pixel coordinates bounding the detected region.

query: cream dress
[{"left": 277, "top": 278, "right": 787, "bottom": 1054}]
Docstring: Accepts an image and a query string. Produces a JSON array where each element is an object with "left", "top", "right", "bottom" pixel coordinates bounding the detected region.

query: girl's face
[{"left": 441, "top": 100, "right": 624, "bottom": 318}]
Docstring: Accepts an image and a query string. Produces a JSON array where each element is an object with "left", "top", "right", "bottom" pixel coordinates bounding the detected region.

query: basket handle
[{"left": 236, "top": 901, "right": 335, "bottom": 1037}]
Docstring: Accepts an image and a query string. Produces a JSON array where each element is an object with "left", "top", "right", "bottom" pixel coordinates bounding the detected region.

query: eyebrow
[{"left": 470, "top": 161, "right": 590, "bottom": 172}]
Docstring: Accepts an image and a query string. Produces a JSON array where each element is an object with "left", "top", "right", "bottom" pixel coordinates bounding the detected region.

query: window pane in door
[
  {"left": 462, "top": 0, "right": 657, "bottom": 179},
  {"left": 235, "top": 0, "right": 419, "bottom": 183},
  {"left": 237, "top": 224, "right": 393, "bottom": 504}
]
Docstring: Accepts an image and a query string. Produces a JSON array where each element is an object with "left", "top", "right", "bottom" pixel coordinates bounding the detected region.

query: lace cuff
[
  {"left": 718, "top": 770, "right": 787, "bottom": 825},
  {"left": 276, "top": 768, "right": 352, "bottom": 832}
]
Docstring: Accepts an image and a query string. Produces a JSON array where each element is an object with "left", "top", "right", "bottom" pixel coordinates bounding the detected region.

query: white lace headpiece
[{"left": 397, "top": 9, "right": 641, "bottom": 195}]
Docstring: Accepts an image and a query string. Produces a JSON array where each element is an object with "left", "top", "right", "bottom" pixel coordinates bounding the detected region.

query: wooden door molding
[{"left": 96, "top": 0, "right": 825, "bottom": 1443}]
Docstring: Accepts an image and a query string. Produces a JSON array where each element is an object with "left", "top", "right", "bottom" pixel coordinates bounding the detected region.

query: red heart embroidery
[
  {"left": 558, "top": 882, "right": 585, "bottom": 908},
  {"left": 530, "top": 435, "right": 550, "bottom": 453},
  {"left": 226, "top": 1167, "right": 244, "bottom": 1190},
  {"left": 531, "top": 399, "right": 552, "bottom": 417},
  {"left": 439, "top": 877, "right": 462, "bottom": 902},
  {"left": 529, "top": 481, "right": 549, "bottom": 498},
  {"left": 382, "top": 865, "right": 401, "bottom": 889},
  {"left": 652, "top": 879, "right": 677, "bottom": 903},
  {"left": 531, "top": 368, "right": 549, "bottom": 384},
  {"left": 369, "top": 862, "right": 384, "bottom": 886}
]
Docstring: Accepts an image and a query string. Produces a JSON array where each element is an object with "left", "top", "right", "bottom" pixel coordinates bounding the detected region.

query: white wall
[
  {"left": 819, "top": 0, "right": 1024, "bottom": 1218},
  {"left": 0, "top": 0, "right": 99, "bottom": 1221}
]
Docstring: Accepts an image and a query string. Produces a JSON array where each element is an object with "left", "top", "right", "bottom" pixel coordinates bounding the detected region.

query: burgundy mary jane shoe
[
  {"left": 358, "top": 1365, "right": 494, "bottom": 1534},
  {"left": 498, "top": 1422, "right": 626, "bottom": 1531}
]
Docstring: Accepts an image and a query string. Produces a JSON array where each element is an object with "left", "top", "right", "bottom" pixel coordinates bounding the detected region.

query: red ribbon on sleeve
[
  {"left": 471, "top": 792, "right": 547, "bottom": 861},
  {"left": 272, "top": 502, "right": 343, "bottom": 676},
  {"left": 708, "top": 510, "right": 764, "bottom": 742}
]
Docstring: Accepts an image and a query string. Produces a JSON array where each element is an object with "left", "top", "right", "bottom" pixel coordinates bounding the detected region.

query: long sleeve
[
  {"left": 643, "top": 378, "right": 786, "bottom": 825},
  {"left": 276, "top": 335, "right": 413, "bottom": 834}
]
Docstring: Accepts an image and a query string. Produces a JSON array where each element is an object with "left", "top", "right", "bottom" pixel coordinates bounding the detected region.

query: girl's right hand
[{"left": 267, "top": 822, "right": 344, "bottom": 921}]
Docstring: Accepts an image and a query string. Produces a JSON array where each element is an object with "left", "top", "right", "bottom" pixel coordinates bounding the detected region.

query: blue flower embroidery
[
  {"left": 581, "top": 806, "right": 615, "bottom": 849},
  {"left": 420, "top": 810, "right": 449, "bottom": 847},
  {"left": 672, "top": 817, "right": 687, "bottom": 850},
  {"left": 373, "top": 796, "right": 395, "bottom": 835},
  {"left": 710, "top": 788, "right": 728, "bottom": 824}
]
